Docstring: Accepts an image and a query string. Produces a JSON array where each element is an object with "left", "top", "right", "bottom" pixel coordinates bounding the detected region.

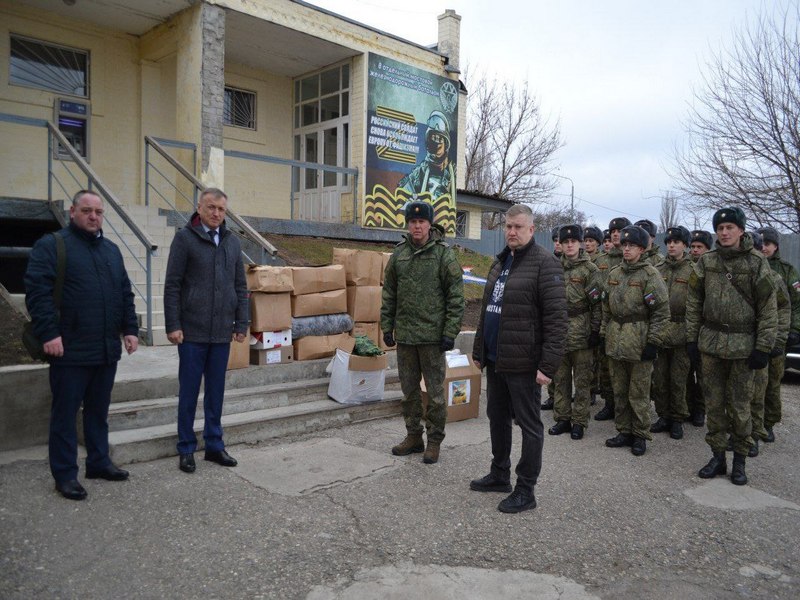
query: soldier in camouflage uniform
[
  {"left": 549, "top": 225, "right": 602, "bottom": 440},
  {"left": 748, "top": 231, "right": 790, "bottom": 458},
  {"left": 602, "top": 225, "right": 669, "bottom": 456},
  {"left": 650, "top": 226, "right": 693, "bottom": 440},
  {"left": 381, "top": 201, "right": 464, "bottom": 464},
  {"left": 541, "top": 227, "right": 563, "bottom": 411},
  {"left": 686, "top": 230, "right": 713, "bottom": 426},
  {"left": 583, "top": 226, "right": 603, "bottom": 261},
  {"left": 635, "top": 219, "right": 665, "bottom": 268},
  {"left": 755, "top": 226, "right": 800, "bottom": 442},
  {"left": 687, "top": 207, "right": 777, "bottom": 486},
  {"left": 602, "top": 229, "right": 613, "bottom": 253},
  {"left": 593, "top": 217, "right": 631, "bottom": 421}
]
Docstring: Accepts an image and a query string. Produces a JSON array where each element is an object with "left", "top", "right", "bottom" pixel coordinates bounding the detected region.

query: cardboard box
[
  {"left": 250, "top": 346, "right": 294, "bottom": 366},
  {"left": 250, "top": 329, "right": 292, "bottom": 350},
  {"left": 227, "top": 330, "right": 250, "bottom": 370},
  {"left": 293, "top": 333, "right": 354, "bottom": 361},
  {"left": 352, "top": 321, "right": 380, "bottom": 346},
  {"left": 250, "top": 292, "right": 292, "bottom": 331},
  {"left": 332, "top": 248, "right": 383, "bottom": 287},
  {"left": 346, "top": 285, "right": 382, "bottom": 322},
  {"left": 246, "top": 265, "right": 294, "bottom": 292},
  {"left": 421, "top": 356, "right": 482, "bottom": 422},
  {"left": 381, "top": 253, "right": 391, "bottom": 285},
  {"left": 291, "top": 288, "right": 347, "bottom": 317},
  {"left": 291, "top": 264, "right": 346, "bottom": 295},
  {"left": 327, "top": 347, "right": 388, "bottom": 404}
]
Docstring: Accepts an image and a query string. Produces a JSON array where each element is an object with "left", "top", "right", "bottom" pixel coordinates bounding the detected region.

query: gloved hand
[
  {"left": 588, "top": 331, "right": 602, "bottom": 348},
  {"left": 787, "top": 332, "right": 800, "bottom": 347},
  {"left": 769, "top": 346, "right": 784, "bottom": 358},
  {"left": 383, "top": 331, "right": 395, "bottom": 348},
  {"left": 748, "top": 349, "right": 770, "bottom": 370},
  {"left": 687, "top": 342, "right": 700, "bottom": 366},
  {"left": 440, "top": 336, "right": 455, "bottom": 352},
  {"left": 640, "top": 343, "right": 658, "bottom": 361}
]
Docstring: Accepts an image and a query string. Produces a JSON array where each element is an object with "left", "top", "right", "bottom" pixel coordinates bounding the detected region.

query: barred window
[
  {"left": 224, "top": 86, "right": 256, "bottom": 130},
  {"left": 10, "top": 35, "right": 89, "bottom": 97},
  {"left": 456, "top": 210, "right": 468, "bottom": 237}
]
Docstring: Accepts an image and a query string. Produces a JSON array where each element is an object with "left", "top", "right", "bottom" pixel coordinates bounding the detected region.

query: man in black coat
[
  {"left": 164, "top": 188, "right": 249, "bottom": 473},
  {"left": 470, "top": 204, "right": 568, "bottom": 513},
  {"left": 25, "top": 190, "right": 139, "bottom": 500}
]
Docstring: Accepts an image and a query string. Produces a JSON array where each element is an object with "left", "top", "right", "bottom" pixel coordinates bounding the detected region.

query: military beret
[
  {"left": 558, "top": 223, "right": 584, "bottom": 243},
  {"left": 756, "top": 226, "right": 780, "bottom": 247},
  {"left": 608, "top": 217, "right": 632, "bottom": 232},
  {"left": 749, "top": 231, "right": 764, "bottom": 251},
  {"left": 551, "top": 226, "right": 560, "bottom": 241},
  {"left": 712, "top": 206, "right": 746, "bottom": 231},
  {"left": 602, "top": 229, "right": 611, "bottom": 241},
  {"left": 584, "top": 226, "right": 603, "bottom": 244},
  {"left": 405, "top": 201, "right": 434, "bottom": 224},
  {"left": 620, "top": 225, "right": 650, "bottom": 249},
  {"left": 690, "top": 229, "right": 713, "bottom": 249},
  {"left": 664, "top": 225, "right": 690, "bottom": 245},
  {"left": 634, "top": 219, "right": 658, "bottom": 237}
]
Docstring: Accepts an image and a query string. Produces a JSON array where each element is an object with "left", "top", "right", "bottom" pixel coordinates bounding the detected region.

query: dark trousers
[
  {"left": 48, "top": 363, "right": 117, "bottom": 483},
  {"left": 486, "top": 361, "right": 543, "bottom": 494},
  {"left": 177, "top": 342, "right": 230, "bottom": 455}
]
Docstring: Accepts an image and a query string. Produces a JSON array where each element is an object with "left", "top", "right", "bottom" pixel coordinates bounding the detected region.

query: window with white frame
[
  {"left": 9, "top": 34, "right": 89, "bottom": 97},
  {"left": 224, "top": 86, "right": 256, "bottom": 130},
  {"left": 455, "top": 210, "right": 469, "bottom": 238}
]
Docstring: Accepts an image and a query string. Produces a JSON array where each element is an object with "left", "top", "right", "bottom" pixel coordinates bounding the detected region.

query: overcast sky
[{"left": 308, "top": 0, "right": 780, "bottom": 230}]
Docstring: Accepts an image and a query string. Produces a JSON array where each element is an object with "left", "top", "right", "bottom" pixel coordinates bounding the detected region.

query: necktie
[{"left": 208, "top": 229, "right": 217, "bottom": 245}]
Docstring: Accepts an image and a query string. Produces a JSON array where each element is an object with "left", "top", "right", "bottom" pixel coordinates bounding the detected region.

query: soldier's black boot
[
  {"left": 698, "top": 451, "right": 727, "bottom": 478},
  {"left": 541, "top": 396, "right": 554, "bottom": 410},
  {"left": 731, "top": 453, "right": 748, "bottom": 485},
  {"left": 605, "top": 432, "right": 633, "bottom": 448},
  {"left": 594, "top": 403, "right": 614, "bottom": 421},
  {"left": 748, "top": 439, "right": 759, "bottom": 458},
  {"left": 690, "top": 410, "right": 705, "bottom": 427},
  {"left": 630, "top": 437, "right": 647, "bottom": 456},
  {"left": 669, "top": 421, "right": 684, "bottom": 440},
  {"left": 649, "top": 417, "right": 670, "bottom": 433},
  {"left": 765, "top": 427, "right": 775, "bottom": 443},
  {"left": 548, "top": 420, "right": 572, "bottom": 435}
]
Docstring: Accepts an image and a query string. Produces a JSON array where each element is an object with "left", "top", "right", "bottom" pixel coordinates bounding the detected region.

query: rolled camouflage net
[{"left": 291, "top": 313, "right": 354, "bottom": 339}]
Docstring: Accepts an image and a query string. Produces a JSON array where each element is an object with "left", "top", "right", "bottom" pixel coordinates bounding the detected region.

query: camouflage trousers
[
  {"left": 751, "top": 367, "right": 768, "bottom": 441},
  {"left": 700, "top": 354, "right": 754, "bottom": 455},
  {"left": 686, "top": 365, "right": 704, "bottom": 415},
  {"left": 764, "top": 353, "right": 785, "bottom": 429},
  {"left": 396, "top": 343, "right": 446, "bottom": 443},
  {"left": 609, "top": 359, "right": 654, "bottom": 440},
  {"left": 553, "top": 348, "right": 593, "bottom": 427},
  {"left": 651, "top": 346, "right": 691, "bottom": 422}
]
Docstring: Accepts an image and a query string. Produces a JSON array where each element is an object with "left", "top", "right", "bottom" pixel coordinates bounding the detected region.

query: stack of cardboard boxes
[{"left": 247, "top": 265, "right": 295, "bottom": 366}]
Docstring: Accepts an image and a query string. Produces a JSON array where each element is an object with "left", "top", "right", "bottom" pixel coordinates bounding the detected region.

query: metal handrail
[{"left": 144, "top": 136, "right": 277, "bottom": 257}]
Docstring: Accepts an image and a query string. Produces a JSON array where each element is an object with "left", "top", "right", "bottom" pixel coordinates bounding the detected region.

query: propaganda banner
[{"left": 363, "top": 53, "right": 459, "bottom": 234}]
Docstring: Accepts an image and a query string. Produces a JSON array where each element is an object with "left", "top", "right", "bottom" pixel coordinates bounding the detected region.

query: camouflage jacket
[
  {"left": 768, "top": 251, "right": 800, "bottom": 334},
  {"left": 657, "top": 253, "right": 693, "bottom": 348},
  {"left": 767, "top": 268, "right": 791, "bottom": 351},
  {"left": 381, "top": 225, "right": 464, "bottom": 345},
  {"left": 594, "top": 246, "right": 623, "bottom": 287},
  {"left": 686, "top": 235, "right": 777, "bottom": 359},
  {"left": 644, "top": 246, "right": 665, "bottom": 268},
  {"left": 601, "top": 258, "right": 669, "bottom": 362},
  {"left": 561, "top": 251, "right": 602, "bottom": 351}
]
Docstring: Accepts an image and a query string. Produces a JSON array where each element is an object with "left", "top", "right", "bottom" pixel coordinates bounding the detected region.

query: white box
[{"left": 250, "top": 329, "right": 292, "bottom": 350}]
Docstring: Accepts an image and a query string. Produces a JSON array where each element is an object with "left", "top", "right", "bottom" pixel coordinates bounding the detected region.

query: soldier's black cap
[
  {"left": 602, "top": 229, "right": 611, "bottom": 241},
  {"left": 634, "top": 219, "right": 658, "bottom": 237},
  {"left": 690, "top": 230, "right": 713, "bottom": 249},
  {"left": 756, "top": 226, "right": 780, "bottom": 247},
  {"left": 558, "top": 224, "right": 583, "bottom": 243},
  {"left": 551, "top": 226, "right": 560, "bottom": 241},
  {"left": 664, "top": 225, "right": 690, "bottom": 245},
  {"left": 712, "top": 206, "right": 746, "bottom": 231},
  {"left": 584, "top": 226, "right": 603, "bottom": 244},
  {"left": 620, "top": 225, "right": 650, "bottom": 249},
  {"left": 405, "top": 201, "right": 434, "bottom": 224},
  {"left": 749, "top": 231, "right": 764, "bottom": 251},
  {"left": 608, "top": 217, "right": 632, "bottom": 232}
]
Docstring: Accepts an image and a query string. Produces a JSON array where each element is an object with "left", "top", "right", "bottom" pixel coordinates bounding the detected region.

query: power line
[{"left": 548, "top": 192, "right": 652, "bottom": 221}]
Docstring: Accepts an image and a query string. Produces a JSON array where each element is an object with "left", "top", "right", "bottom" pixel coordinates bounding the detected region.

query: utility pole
[{"left": 553, "top": 173, "right": 575, "bottom": 221}]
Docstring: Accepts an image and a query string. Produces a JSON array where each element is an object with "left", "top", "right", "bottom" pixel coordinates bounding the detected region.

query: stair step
[
  {"left": 138, "top": 326, "right": 171, "bottom": 346},
  {"left": 137, "top": 310, "right": 165, "bottom": 328},
  {"left": 108, "top": 394, "right": 404, "bottom": 464}
]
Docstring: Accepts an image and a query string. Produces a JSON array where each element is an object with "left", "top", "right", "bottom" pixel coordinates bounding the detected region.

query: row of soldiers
[{"left": 540, "top": 208, "right": 800, "bottom": 486}]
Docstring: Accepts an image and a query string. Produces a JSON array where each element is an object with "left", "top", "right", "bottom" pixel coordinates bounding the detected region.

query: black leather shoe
[
  {"left": 86, "top": 464, "right": 129, "bottom": 481},
  {"left": 541, "top": 397, "right": 554, "bottom": 410},
  {"left": 649, "top": 417, "right": 670, "bottom": 433},
  {"left": 765, "top": 427, "right": 775, "bottom": 443},
  {"left": 548, "top": 420, "right": 572, "bottom": 435},
  {"left": 55, "top": 479, "right": 87, "bottom": 501},
  {"left": 631, "top": 437, "right": 647, "bottom": 456},
  {"left": 748, "top": 439, "right": 759, "bottom": 458},
  {"left": 690, "top": 411, "right": 705, "bottom": 427},
  {"left": 605, "top": 432, "right": 633, "bottom": 448},
  {"left": 594, "top": 404, "right": 614, "bottom": 421},
  {"left": 570, "top": 423, "right": 584, "bottom": 440},
  {"left": 470, "top": 473, "right": 512, "bottom": 493},
  {"left": 498, "top": 489, "right": 537, "bottom": 514},
  {"left": 669, "top": 421, "right": 684, "bottom": 440},
  {"left": 179, "top": 453, "right": 196, "bottom": 473},
  {"left": 204, "top": 449, "right": 237, "bottom": 467}
]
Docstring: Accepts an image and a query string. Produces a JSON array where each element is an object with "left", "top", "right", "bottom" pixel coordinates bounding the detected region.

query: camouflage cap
[
  {"left": 584, "top": 226, "right": 603, "bottom": 243},
  {"left": 634, "top": 219, "right": 658, "bottom": 237},
  {"left": 690, "top": 229, "right": 713, "bottom": 249},
  {"left": 405, "top": 201, "right": 434, "bottom": 224},
  {"left": 620, "top": 225, "right": 650, "bottom": 249},
  {"left": 558, "top": 223, "right": 584, "bottom": 243},
  {"left": 608, "top": 217, "right": 632, "bottom": 232},
  {"left": 664, "top": 225, "right": 690, "bottom": 245},
  {"left": 712, "top": 206, "right": 746, "bottom": 231},
  {"left": 756, "top": 226, "right": 780, "bottom": 247},
  {"left": 749, "top": 230, "right": 764, "bottom": 251}
]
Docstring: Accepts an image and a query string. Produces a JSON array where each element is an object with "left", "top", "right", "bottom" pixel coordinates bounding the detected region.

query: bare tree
[
  {"left": 464, "top": 69, "right": 563, "bottom": 220},
  {"left": 659, "top": 192, "right": 680, "bottom": 231},
  {"left": 673, "top": 4, "right": 800, "bottom": 231}
]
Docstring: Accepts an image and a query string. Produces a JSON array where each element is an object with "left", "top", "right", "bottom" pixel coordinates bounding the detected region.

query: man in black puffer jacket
[
  {"left": 25, "top": 190, "right": 139, "bottom": 501},
  {"left": 470, "top": 204, "right": 567, "bottom": 513}
]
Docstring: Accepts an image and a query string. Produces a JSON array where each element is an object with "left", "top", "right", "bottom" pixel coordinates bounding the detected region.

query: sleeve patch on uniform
[
  {"left": 644, "top": 292, "right": 657, "bottom": 306},
  {"left": 792, "top": 280, "right": 800, "bottom": 293},
  {"left": 588, "top": 287, "right": 600, "bottom": 300}
]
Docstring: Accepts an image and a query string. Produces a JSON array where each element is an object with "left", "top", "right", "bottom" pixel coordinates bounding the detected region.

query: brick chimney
[{"left": 437, "top": 9, "right": 461, "bottom": 71}]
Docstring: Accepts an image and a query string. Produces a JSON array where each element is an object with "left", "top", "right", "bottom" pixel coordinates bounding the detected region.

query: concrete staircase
[{"left": 103, "top": 354, "right": 403, "bottom": 465}]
